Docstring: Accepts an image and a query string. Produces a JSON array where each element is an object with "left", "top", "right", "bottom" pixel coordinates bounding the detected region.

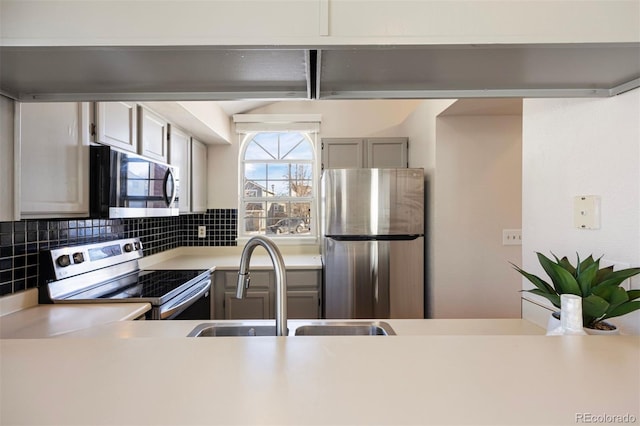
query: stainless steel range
[{"left": 38, "top": 238, "right": 211, "bottom": 320}]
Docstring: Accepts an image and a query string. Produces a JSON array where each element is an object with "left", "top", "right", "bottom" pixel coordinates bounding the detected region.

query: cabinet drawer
[
  {"left": 286, "top": 270, "right": 321, "bottom": 289},
  {"left": 223, "top": 270, "right": 271, "bottom": 290}
]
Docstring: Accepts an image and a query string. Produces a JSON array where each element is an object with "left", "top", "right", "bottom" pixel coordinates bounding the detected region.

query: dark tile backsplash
[
  {"left": 0, "top": 209, "right": 237, "bottom": 296},
  {"left": 182, "top": 209, "right": 238, "bottom": 246}
]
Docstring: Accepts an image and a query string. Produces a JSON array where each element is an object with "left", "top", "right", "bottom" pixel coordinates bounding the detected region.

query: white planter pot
[
  {"left": 547, "top": 312, "right": 620, "bottom": 335},
  {"left": 584, "top": 323, "right": 620, "bottom": 335}
]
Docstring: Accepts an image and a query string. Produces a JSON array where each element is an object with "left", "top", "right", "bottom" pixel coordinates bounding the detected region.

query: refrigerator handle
[
  {"left": 371, "top": 244, "right": 378, "bottom": 305},
  {"left": 375, "top": 242, "right": 391, "bottom": 318}
]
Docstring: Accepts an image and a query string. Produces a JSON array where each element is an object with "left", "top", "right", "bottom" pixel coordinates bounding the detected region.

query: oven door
[{"left": 156, "top": 279, "right": 211, "bottom": 320}]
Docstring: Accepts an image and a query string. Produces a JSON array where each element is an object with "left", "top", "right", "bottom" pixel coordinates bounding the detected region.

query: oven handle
[{"left": 160, "top": 279, "right": 211, "bottom": 320}]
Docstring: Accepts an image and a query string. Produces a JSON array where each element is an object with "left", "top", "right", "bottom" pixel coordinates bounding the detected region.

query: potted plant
[{"left": 513, "top": 253, "right": 640, "bottom": 334}]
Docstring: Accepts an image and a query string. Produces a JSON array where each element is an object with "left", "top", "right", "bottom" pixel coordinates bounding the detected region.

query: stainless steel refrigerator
[{"left": 322, "top": 168, "right": 424, "bottom": 319}]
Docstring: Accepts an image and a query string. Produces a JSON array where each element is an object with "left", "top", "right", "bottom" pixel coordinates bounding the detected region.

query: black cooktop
[
  {"left": 103, "top": 270, "right": 206, "bottom": 298},
  {"left": 66, "top": 269, "right": 209, "bottom": 304}
]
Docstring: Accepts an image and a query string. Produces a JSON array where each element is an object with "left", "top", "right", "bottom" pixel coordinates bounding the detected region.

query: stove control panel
[{"left": 45, "top": 238, "right": 144, "bottom": 280}]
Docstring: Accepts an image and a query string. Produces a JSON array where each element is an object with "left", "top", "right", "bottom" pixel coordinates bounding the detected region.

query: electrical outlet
[
  {"left": 198, "top": 226, "right": 206, "bottom": 238},
  {"left": 502, "top": 229, "right": 522, "bottom": 246}
]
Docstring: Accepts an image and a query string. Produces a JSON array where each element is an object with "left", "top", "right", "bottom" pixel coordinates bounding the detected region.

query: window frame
[{"left": 238, "top": 130, "right": 319, "bottom": 243}]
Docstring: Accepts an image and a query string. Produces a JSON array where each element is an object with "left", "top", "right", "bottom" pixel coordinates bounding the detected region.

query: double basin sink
[{"left": 187, "top": 321, "right": 396, "bottom": 337}]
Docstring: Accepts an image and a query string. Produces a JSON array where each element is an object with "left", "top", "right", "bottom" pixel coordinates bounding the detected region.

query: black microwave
[{"left": 90, "top": 145, "right": 179, "bottom": 218}]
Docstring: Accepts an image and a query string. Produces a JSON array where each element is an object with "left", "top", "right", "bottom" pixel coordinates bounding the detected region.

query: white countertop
[
  {"left": 139, "top": 245, "right": 322, "bottom": 270},
  {"left": 0, "top": 299, "right": 150, "bottom": 339},
  {"left": 1, "top": 326, "right": 637, "bottom": 426}
]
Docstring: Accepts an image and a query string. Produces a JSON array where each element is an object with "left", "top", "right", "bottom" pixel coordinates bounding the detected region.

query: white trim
[
  {"left": 233, "top": 114, "right": 322, "bottom": 123},
  {"left": 234, "top": 114, "right": 322, "bottom": 134},
  {"left": 235, "top": 122, "right": 320, "bottom": 133}
]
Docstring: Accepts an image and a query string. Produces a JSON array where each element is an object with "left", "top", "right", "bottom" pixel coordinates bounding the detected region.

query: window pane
[
  {"left": 244, "top": 163, "right": 267, "bottom": 180},
  {"left": 282, "top": 137, "right": 313, "bottom": 160},
  {"left": 244, "top": 180, "right": 269, "bottom": 197},
  {"left": 243, "top": 201, "right": 266, "bottom": 235},
  {"left": 266, "top": 163, "right": 288, "bottom": 180},
  {"left": 244, "top": 139, "right": 275, "bottom": 160}
]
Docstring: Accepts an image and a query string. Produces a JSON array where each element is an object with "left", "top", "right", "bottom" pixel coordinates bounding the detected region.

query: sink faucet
[{"left": 237, "top": 236, "right": 287, "bottom": 336}]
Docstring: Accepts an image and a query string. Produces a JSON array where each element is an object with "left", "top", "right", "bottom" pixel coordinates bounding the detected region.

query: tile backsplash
[{"left": 0, "top": 209, "right": 237, "bottom": 296}]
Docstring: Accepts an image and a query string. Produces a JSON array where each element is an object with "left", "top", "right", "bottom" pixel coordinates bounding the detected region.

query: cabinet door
[
  {"left": 0, "top": 96, "right": 16, "bottom": 221},
  {"left": 224, "top": 290, "right": 271, "bottom": 319},
  {"left": 169, "top": 126, "right": 191, "bottom": 213},
  {"left": 19, "top": 102, "right": 90, "bottom": 217},
  {"left": 95, "top": 102, "right": 137, "bottom": 152},
  {"left": 321, "top": 138, "right": 364, "bottom": 170},
  {"left": 287, "top": 290, "right": 320, "bottom": 319},
  {"left": 191, "top": 138, "right": 208, "bottom": 213},
  {"left": 138, "top": 106, "right": 168, "bottom": 162},
  {"left": 365, "top": 138, "right": 408, "bottom": 168}
]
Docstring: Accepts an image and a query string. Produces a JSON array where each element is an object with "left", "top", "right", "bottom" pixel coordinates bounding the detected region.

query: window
[{"left": 239, "top": 131, "right": 316, "bottom": 239}]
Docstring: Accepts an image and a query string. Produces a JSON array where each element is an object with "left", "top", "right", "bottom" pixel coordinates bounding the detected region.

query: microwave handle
[{"left": 163, "top": 168, "right": 177, "bottom": 207}]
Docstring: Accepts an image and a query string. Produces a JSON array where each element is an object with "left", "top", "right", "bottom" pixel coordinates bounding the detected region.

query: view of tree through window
[{"left": 241, "top": 132, "right": 315, "bottom": 237}]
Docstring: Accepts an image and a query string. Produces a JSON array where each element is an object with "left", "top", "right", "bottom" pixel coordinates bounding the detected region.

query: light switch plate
[
  {"left": 574, "top": 195, "right": 600, "bottom": 229},
  {"left": 502, "top": 229, "right": 522, "bottom": 245}
]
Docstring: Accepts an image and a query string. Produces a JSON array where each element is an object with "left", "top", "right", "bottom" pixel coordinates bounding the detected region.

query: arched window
[{"left": 239, "top": 131, "right": 316, "bottom": 239}]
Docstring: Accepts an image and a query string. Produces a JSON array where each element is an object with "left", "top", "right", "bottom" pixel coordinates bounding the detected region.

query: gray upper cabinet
[
  {"left": 94, "top": 102, "right": 137, "bottom": 153},
  {"left": 322, "top": 137, "right": 408, "bottom": 170},
  {"left": 322, "top": 138, "right": 365, "bottom": 169},
  {"left": 366, "top": 138, "right": 408, "bottom": 168}
]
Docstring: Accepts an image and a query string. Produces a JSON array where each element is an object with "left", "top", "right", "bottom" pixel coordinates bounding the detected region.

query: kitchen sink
[
  {"left": 187, "top": 321, "right": 395, "bottom": 337},
  {"left": 294, "top": 321, "right": 395, "bottom": 336},
  {"left": 187, "top": 324, "right": 284, "bottom": 337}
]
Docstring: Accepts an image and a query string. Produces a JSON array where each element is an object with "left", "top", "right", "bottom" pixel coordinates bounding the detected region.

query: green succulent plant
[{"left": 513, "top": 253, "right": 640, "bottom": 329}]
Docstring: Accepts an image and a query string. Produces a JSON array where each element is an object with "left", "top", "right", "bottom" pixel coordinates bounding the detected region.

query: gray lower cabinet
[{"left": 214, "top": 269, "right": 321, "bottom": 320}]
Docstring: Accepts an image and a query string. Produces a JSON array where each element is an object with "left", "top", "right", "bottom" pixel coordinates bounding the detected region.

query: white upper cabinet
[
  {"left": 19, "top": 102, "right": 90, "bottom": 218},
  {"left": 0, "top": 96, "right": 17, "bottom": 221},
  {"left": 169, "top": 126, "right": 191, "bottom": 214},
  {"left": 138, "top": 106, "right": 168, "bottom": 162},
  {"left": 322, "top": 137, "right": 408, "bottom": 170},
  {"left": 191, "top": 138, "right": 208, "bottom": 213},
  {"left": 94, "top": 101, "right": 137, "bottom": 152}
]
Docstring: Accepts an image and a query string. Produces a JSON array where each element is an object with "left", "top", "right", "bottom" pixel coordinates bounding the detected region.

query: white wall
[
  {"left": 430, "top": 114, "right": 523, "bottom": 318},
  {"left": 522, "top": 89, "right": 640, "bottom": 334},
  {"left": 0, "top": 96, "right": 16, "bottom": 221},
  {"left": 207, "top": 100, "right": 422, "bottom": 208}
]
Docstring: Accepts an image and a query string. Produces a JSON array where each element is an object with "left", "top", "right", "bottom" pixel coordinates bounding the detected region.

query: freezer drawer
[{"left": 323, "top": 237, "right": 424, "bottom": 319}]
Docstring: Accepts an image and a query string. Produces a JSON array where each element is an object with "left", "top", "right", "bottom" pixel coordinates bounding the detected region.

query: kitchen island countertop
[{"left": 1, "top": 325, "right": 638, "bottom": 426}]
